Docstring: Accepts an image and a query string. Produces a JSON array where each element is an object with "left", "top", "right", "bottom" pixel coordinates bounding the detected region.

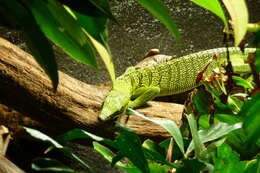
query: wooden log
[
  {"left": 0, "top": 37, "right": 183, "bottom": 137},
  {"left": 0, "top": 155, "right": 26, "bottom": 173}
]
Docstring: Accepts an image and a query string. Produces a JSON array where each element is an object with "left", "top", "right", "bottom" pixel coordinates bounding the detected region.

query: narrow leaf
[
  {"left": 23, "top": 127, "right": 94, "bottom": 172},
  {"left": 186, "top": 114, "right": 205, "bottom": 158},
  {"left": 93, "top": 142, "right": 125, "bottom": 167},
  {"left": 86, "top": 32, "right": 115, "bottom": 82},
  {"left": 88, "top": 0, "right": 115, "bottom": 21},
  {"left": 56, "top": 129, "right": 114, "bottom": 147},
  {"left": 232, "top": 76, "right": 254, "bottom": 90},
  {"left": 32, "top": 158, "right": 76, "bottom": 173},
  {"left": 223, "top": 0, "right": 248, "bottom": 46},
  {"left": 135, "top": 0, "right": 180, "bottom": 40},
  {"left": 127, "top": 108, "right": 185, "bottom": 156},
  {"left": 191, "top": 0, "right": 228, "bottom": 27},
  {"left": 58, "top": 0, "right": 114, "bottom": 19}
]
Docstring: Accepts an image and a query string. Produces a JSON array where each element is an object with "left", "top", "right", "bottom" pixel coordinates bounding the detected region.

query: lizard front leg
[{"left": 128, "top": 86, "right": 160, "bottom": 109}]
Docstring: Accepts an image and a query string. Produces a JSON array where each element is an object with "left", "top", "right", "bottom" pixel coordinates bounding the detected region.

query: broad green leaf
[
  {"left": 192, "top": 89, "right": 211, "bottom": 115},
  {"left": 186, "top": 122, "right": 242, "bottom": 155},
  {"left": 186, "top": 114, "right": 206, "bottom": 158},
  {"left": 23, "top": 127, "right": 94, "bottom": 172},
  {"left": 239, "top": 92, "right": 260, "bottom": 147},
  {"left": 191, "top": 0, "right": 228, "bottom": 28},
  {"left": 127, "top": 109, "right": 185, "bottom": 156},
  {"left": 223, "top": 0, "right": 248, "bottom": 46},
  {"left": 63, "top": 6, "right": 115, "bottom": 82},
  {"left": 1, "top": 0, "right": 58, "bottom": 89},
  {"left": 71, "top": 10, "right": 109, "bottom": 48},
  {"left": 134, "top": 0, "right": 180, "bottom": 40},
  {"left": 213, "top": 143, "right": 246, "bottom": 173},
  {"left": 32, "top": 158, "right": 76, "bottom": 173},
  {"left": 25, "top": 0, "right": 97, "bottom": 68},
  {"left": 114, "top": 125, "right": 149, "bottom": 173}
]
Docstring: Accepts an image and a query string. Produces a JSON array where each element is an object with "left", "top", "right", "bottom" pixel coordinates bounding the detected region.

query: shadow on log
[{"left": 0, "top": 37, "right": 183, "bottom": 138}]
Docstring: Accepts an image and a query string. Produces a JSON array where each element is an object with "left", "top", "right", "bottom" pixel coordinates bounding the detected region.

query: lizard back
[{"left": 117, "top": 47, "right": 255, "bottom": 96}]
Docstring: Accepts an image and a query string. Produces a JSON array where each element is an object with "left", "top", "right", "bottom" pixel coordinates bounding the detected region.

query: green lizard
[{"left": 99, "top": 47, "right": 256, "bottom": 120}]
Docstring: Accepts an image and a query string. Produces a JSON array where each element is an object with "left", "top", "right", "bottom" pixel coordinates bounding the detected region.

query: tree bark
[
  {"left": 0, "top": 37, "right": 183, "bottom": 138},
  {"left": 0, "top": 155, "right": 26, "bottom": 173}
]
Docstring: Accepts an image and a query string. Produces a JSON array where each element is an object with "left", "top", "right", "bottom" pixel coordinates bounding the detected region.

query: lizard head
[{"left": 99, "top": 89, "right": 131, "bottom": 121}]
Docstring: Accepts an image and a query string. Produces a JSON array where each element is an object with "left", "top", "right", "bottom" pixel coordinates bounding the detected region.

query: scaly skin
[{"left": 100, "top": 47, "right": 256, "bottom": 120}]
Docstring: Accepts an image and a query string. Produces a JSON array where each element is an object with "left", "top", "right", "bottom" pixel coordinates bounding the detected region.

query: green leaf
[
  {"left": 134, "top": 0, "right": 180, "bottom": 40},
  {"left": 232, "top": 76, "right": 254, "bottom": 90},
  {"left": 58, "top": 0, "right": 114, "bottom": 19},
  {"left": 72, "top": 11, "right": 109, "bottom": 48},
  {"left": 186, "top": 122, "right": 242, "bottom": 155},
  {"left": 93, "top": 142, "right": 125, "bottom": 167},
  {"left": 114, "top": 125, "right": 150, "bottom": 173},
  {"left": 239, "top": 92, "right": 260, "bottom": 148},
  {"left": 127, "top": 109, "right": 185, "bottom": 156},
  {"left": 87, "top": 0, "right": 115, "bottom": 21},
  {"left": 2, "top": 0, "right": 58, "bottom": 89},
  {"left": 56, "top": 129, "right": 114, "bottom": 147},
  {"left": 25, "top": 0, "right": 98, "bottom": 68},
  {"left": 191, "top": 0, "right": 228, "bottom": 28},
  {"left": 200, "top": 138, "right": 226, "bottom": 160},
  {"left": 143, "top": 139, "right": 165, "bottom": 158},
  {"left": 198, "top": 114, "right": 210, "bottom": 129},
  {"left": 244, "top": 156, "right": 260, "bottom": 173},
  {"left": 32, "top": 158, "right": 76, "bottom": 173},
  {"left": 176, "top": 158, "right": 205, "bottom": 173},
  {"left": 256, "top": 48, "right": 260, "bottom": 73},
  {"left": 23, "top": 127, "right": 94, "bottom": 172},
  {"left": 227, "top": 95, "right": 244, "bottom": 113},
  {"left": 222, "top": 0, "right": 249, "bottom": 46},
  {"left": 63, "top": 7, "right": 115, "bottom": 82},
  {"left": 148, "top": 163, "right": 171, "bottom": 173},
  {"left": 192, "top": 89, "right": 211, "bottom": 115},
  {"left": 213, "top": 143, "right": 246, "bottom": 173},
  {"left": 142, "top": 139, "right": 181, "bottom": 168},
  {"left": 186, "top": 114, "right": 206, "bottom": 158},
  {"left": 214, "top": 114, "right": 241, "bottom": 124},
  {"left": 87, "top": 32, "right": 116, "bottom": 82}
]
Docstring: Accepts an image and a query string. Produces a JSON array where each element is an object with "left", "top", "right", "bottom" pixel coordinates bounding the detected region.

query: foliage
[
  {"left": 0, "top": 0, "right": 180, "bottom": 88},
  {"left": 2, "top": 0, "right": 260, "bottom": 172}
]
